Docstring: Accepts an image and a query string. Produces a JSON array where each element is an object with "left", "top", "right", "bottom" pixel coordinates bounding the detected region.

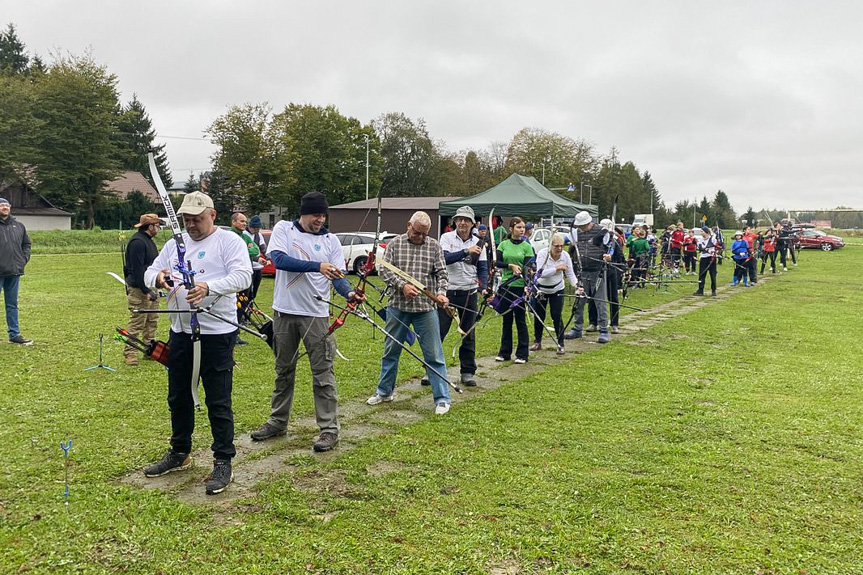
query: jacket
[{"left": 0, "top": 215, "right": 31, "bottom": 276}]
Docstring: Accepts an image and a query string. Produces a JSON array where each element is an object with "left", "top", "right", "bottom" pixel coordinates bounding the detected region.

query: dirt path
[{"left": 120, "top": 274, "right": 773, "bottom": 506}]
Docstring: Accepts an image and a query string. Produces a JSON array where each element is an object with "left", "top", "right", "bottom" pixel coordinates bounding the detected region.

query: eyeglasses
[{"left": 408, "top": 224, "right": 428, "bottom": 238}]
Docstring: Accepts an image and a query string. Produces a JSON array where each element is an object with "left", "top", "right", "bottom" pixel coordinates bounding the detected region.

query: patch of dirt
[
  {"left": 292, "top": 469, "right": 364, "bottom": 499},
  {"left": 488, "top": 560, "right": 521, "bottom": 575},
  {"left": 366, "top": 461, "right": 414, "bottom": 477}
]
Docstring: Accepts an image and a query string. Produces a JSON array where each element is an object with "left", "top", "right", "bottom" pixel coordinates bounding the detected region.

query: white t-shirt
[
  {"left": 533, "top": 248, "right": 578, "bottom": 294},
  {"left": 440, "top": 230, "right": 487, "bottom": 290},
  {"left": 145, "top": 228, "right": 252, "bottom": 335},
  {"left": 268, "top": 220, "right": 346, "bottom": 317}
]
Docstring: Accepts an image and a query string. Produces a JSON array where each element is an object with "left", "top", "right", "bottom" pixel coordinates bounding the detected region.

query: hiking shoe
[
  {"left": 205, "top": 459, "right": 233, "bottom": 495},
  {"left": 529, "top": 342, "right": 541, "bottom": 351},
  {"left": 435, "top": 402, "right": 450, "bottom": 415},
  {"left": 251, "top": 422, "right": 287, "bottom": 441},
  {"left": 420, "top": 377, "right": 430, "bottom": 386},
  {"left": 366, "top": 394, "right": 394, "bottom": 405},
  {"left": 514, "top": 358, "right": 527, "bottom": 364},
  {"left": 9, "top": 335, "right": 33, "bottom": 345},
  {"left": 144, "top": 450, "right": 191, "bottom": 477},
  {"left": 611, "top": 326, "right": 619, "bottom": 334},
  {"left": 563, "top": 329, "right": 582, "bottom": 340},
  {"left": 586, "top": 324, "right": 597, "bottom": 332},
  {"left": 460, "top": 373, "right": 477, "bottom": 387},
  {"left": 494, "top": 356, "right": 506, "bottom": 362},
  {"left": 313, "top": 432, "right": 339, "bottom": 453},
  {"left": 598, "top": 331, "right": 609, "bottom": 344}
]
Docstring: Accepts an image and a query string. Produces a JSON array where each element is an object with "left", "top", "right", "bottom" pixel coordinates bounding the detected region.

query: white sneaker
[
  {"left": 514, "top": 358, "right": 527, "bottom": 364},
  {"left": 494, "top": 356, "right": 505, "bottom": 362},
  {"left": 435, "top": 403, "right": 450, "bottom": 415},
  {"left": 366, "top": 394, "right": 394, "bottom": 405}
]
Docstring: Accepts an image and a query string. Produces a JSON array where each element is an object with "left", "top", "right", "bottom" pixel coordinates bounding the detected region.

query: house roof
[
  {"left": 331, "top": 197, "right": 460, "bottom": 210},
  {"left": 105, "top": 171, "right": 160, "bottom": 202},
  {"left": 0, "top": 180, "right": 73, "bottom": 216}
]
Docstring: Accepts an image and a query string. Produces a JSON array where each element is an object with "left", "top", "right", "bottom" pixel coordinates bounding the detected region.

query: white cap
[
  {"left": 453, "top": 205, "right": 476, "bottom": 223},
  {"left": 573, "top": 211, "right": 592, "bottom": 226},
  {"left": 177, "top": 192, "right": 214, "bottom": 215},
  {"left": 599, "top": 218, "right": 613, "bottom": 231}
]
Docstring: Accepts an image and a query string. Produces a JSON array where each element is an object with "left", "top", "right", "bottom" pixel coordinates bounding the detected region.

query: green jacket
[{"left": 232, "top": 227, "right": 260, "bottom": 261}]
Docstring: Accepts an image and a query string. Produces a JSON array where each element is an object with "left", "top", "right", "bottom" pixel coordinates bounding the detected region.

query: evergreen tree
[
  {"left": 114, "top": 94, "right": 172, "bottom": 187},
  {"left": 0, "top": 24, "right": 29, "bottom": 76},
  {"left": 372, "top": 112, "right": 438, "bottom": 196}
]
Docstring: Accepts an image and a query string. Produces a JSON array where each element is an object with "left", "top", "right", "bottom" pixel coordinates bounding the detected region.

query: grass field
[{"left": 1, "top": 243, "right": 861, "bottom": 573}]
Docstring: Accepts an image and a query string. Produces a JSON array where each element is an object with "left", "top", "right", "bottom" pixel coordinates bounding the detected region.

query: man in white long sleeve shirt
[{"left": 142, "top": 192, "right": 252, "bottom": 496}]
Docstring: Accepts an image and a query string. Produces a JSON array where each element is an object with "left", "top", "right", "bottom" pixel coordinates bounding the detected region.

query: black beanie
[{"left": 300, "top": 192, "right": 329, "bottom": 215}]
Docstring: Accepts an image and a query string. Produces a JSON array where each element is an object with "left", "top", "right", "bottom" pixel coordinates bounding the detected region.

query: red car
[{"left": 795, "top": 229, "right": 844, "bottom": 251}]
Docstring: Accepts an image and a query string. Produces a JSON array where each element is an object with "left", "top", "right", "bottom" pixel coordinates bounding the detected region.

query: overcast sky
[{"left": 6, "top": 0, "right": 861, "bottom": 211}]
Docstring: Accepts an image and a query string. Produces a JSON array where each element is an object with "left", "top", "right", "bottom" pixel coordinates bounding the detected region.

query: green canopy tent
[{"left": 438, "top": 173, "right": 597, "bottom": 219}]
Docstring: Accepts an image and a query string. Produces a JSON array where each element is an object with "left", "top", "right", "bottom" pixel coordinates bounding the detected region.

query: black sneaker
[
  {"left": 420, "top": 377, "right": 430, "bottom": 386},
  {"left": 9, "top": 335, "right": 33, "bottom": 345},
  {"left": 144, "top": 450, "right": 191, "bottom": 477},
  {"left": 250, "top": 422, "right": 287, "bottom": 441},
  {"left": 313, "top": 432, "right": 339, "bottom": 453},
  {"left": 460, "top": 373, "right": 477, "bottom": 387},
  {"left": 205, "top": 459, "right": 233, "bottom": 495}
]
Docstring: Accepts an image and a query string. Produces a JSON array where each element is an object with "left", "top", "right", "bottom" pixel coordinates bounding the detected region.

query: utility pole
[{"left": 364, "top": 134, "right": 370, "bottom": 201}]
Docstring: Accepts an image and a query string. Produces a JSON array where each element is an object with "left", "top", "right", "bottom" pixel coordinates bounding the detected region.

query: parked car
[
  {"left": 795, "top": 229, "right": 844, "bottom": 251},
  {"left": 337, "top": 232, "right": 395, "bottom": 273},
  {"left": 529, "top": 227, "right": 553, "bottom": 253}
]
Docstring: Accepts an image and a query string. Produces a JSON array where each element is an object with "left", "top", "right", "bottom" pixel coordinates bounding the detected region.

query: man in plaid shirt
[{"left": 366, "top": 211, "right": 452, "bottom": 415}]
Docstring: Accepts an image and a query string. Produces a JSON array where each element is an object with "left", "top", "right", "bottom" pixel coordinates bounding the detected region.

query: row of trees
[
  {"left": 0, "top": 24, "right": 170, "bottom": 228},
  {"left": 5, "top": 22, "right": 788, "bottom": 230}
]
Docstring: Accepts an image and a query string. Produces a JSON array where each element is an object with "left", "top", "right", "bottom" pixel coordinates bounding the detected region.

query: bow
[
  {"left": 376, "top": 259, "right": 464, "bottom": 335},
  {"left": 148, "top": 152, "right": 203, "bottom": 410}
]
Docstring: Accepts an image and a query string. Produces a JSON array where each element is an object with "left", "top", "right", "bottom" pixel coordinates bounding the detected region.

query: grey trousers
[
  {"left": 572, "top": 269, "right": 608, "bottom": 331},
  {"left": 269, "top": 311, "right": 339, "bottom": 434}
]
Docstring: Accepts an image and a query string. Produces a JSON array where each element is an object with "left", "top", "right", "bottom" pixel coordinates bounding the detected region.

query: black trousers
[
  {"left": 529, "top": 290, "right": 565, "bottom": 346},
  {"left": 498, "top": 286, "right": 528, "bottom": 361},
  {"left": 167, "top": 330, "right": 237, "bottom": 460},
  {"left": 438, "top": 290, "right": 478, "bottom": 375},
  {"left": 697, "top": 258, "right": 717, "bottom": 293},
  {"left": 761, "top": 251, "right": 777, "bottom": 273},
  {"left": 250, "top": 269, "right": 263, "bottom": 300},
  {"left": 683, "top": 252, "right": 696, "bottom": 272},
  {"left": 670, "top": 247, "right": 682, "bottom": 268},
  {"left": 747, "top": 256, "right": 758, "bottom": 283}
]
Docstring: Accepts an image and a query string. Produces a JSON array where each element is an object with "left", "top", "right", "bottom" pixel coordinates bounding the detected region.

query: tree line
[{"left": 5, "top": 22, "right": 809, "bottom": 231}]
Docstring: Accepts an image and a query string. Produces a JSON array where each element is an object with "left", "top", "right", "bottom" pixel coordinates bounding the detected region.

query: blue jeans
[
  {"left": 377, "top": 307, "right": 450, "bottom": 405},
  {"left": 1, "top": 275, "right": 20, "bottom": 339}
]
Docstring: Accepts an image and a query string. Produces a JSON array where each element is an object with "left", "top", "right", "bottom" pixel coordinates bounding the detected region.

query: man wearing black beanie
[{"left": 252, "top": 191, "right": 364, "bottom": 453}]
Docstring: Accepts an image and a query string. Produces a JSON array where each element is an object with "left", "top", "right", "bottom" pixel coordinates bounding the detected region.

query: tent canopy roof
[{"left": 439, "top": 173, "right": 597, "bottom": 218}]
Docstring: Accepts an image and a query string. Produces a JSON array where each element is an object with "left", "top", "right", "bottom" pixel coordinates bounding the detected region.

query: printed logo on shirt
[
  {"left": 314, "top": 243, "right": 321, "bottom": 252},
  {"left": 197, "top": 251, "right": 206, "bottom": 259}
]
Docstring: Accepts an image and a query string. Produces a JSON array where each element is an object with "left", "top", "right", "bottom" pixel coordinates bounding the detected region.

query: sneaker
[
  {"left": 420, "top": 377, "right": 430, "bottom": 386},
  {"left": 124, "top": 355, "right": 139, "bottom": 366},
  {"left": 586, "top": 324, "right": 597, "bottom": 332},
  {"left": 598, "top": 331, "right": 609, "bottom": 344},
  {"left": 783, "top": 266, "right": 788, "bottom": 272},
  {"left": 556, "top": 348, "right": 566, "bottom": 356},
  {"left": 9, "top": 335, "right": 33, "bottom": 345},
  {"left": 250, "top": 422, "right": 287, "bottom": 441},
  {"left": 611, "top": 326, "right": 619, "bottom": 334},
  {"left": 205, "top": 459, "right": 233, "bottom": 495},
  {"left": 144, "top": 449, "right": 191, "bottom": 477},
  {"left": 514, "top": 358, "right": 527, "bottom": 364},
  {"left": 434, "top": 403, "right": 450, "bottom": 415},
  {"left": 563, "top": 329, "right": 582, "bottom": 340},
  {"left": 313, "top": 432, "right": 339, "bottom": 452},
  {"left": 711, "top": 290, "right": 716, "bottom": 297},
  {"left": 460, "top": 373, "right": 477, "bottom": 387},
  {"left": 366, "top": 394, "right": 394, "bottom": 405},
  {"left": 494, "top": 356, "right": 506, "bottom": 362},
  {"left": 529, "top": 342, "right": 541, "bottom": 351},
  {"left": 692, "top": 291, "right": 704, "bottom": 296}
]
